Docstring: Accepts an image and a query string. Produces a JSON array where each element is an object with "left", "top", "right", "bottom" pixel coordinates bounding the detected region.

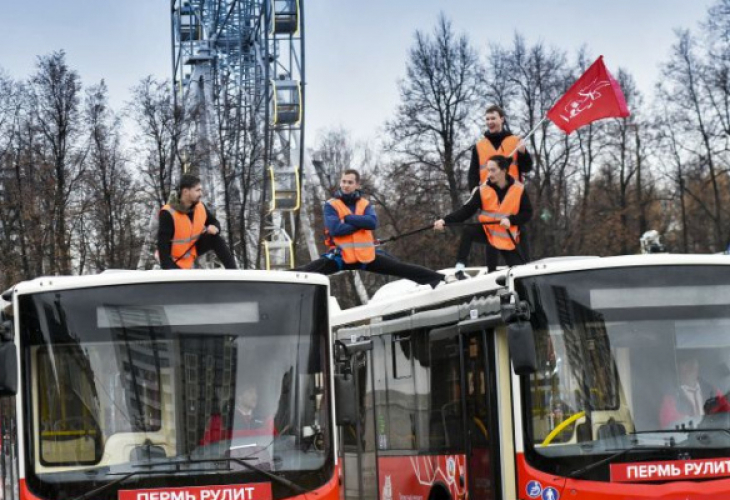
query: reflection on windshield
[
  {"left": 21, "top": 281, "right": 331, "bottom": 500},
  {"left": 517, "top": 266, "right": 730, "bottom": 464}
]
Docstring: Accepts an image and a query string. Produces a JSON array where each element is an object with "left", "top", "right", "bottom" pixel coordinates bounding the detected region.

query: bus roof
[
  {"left": 333, "top": 267, "right": 507, "bottom": 326},
  {"left": 332, "top": 253, "right": 730, "bottom": 327},
  {"left": 509, "top": 253, "right": 730, "bottom": 280},
  {"left": 5, "top": 269, "right": 329, "bottom": 298}
]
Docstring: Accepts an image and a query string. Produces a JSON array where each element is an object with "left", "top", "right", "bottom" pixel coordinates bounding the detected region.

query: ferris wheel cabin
[{"left": 271, "top": 0, "right": 300, "bottom": 36}]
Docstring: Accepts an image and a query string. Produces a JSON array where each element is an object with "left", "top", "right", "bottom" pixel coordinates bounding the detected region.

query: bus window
[
  {"left": 528, "top": 286, "right": 620, "bottom": 445},
  {"left": 414, "top": 326, "right": 464, "bottom": 453},
  {"left": 37, "top": 347, "right": 103, "bottom": 465},
  {"left": 384, "top": 333, "right": 416, "bottom": 451},
  {"left": 372, "top": 335, "right": 389, "bottom": 451},
  {"left": 392, "top": 333, "right": 413, "bottom": 380},
  {"left": 516, "top": 265, "right": 730, "bottom": 479},
  {"left": 336, "top": 323, "right": 377, "bottom": 500}
]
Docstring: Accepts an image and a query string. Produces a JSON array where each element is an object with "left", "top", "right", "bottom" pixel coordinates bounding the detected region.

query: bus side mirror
[
  {"left": 333, "top": 337, "right": 371, "bottom": 426},
  {"left": 0, "top": 342, "right": 18, "bottom": 396},
  {"left": 334, "top": 373, "right": 357, "bottom": 426},
  {"left": 500, "top": 289, "right": 537, "bottom": 375},
  {"left": 507, "top": 321, "right": 537, "bottom": 376}
]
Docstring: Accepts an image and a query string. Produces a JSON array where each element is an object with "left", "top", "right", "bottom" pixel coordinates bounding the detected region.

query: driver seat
[{"left": 597, "top": 417, "right": 627, "bottom": 440}]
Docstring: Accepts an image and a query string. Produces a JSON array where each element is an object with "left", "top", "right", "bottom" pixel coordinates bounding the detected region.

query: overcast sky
[{"left": 1, "top": 1, "right": 718, "bottom": 147}]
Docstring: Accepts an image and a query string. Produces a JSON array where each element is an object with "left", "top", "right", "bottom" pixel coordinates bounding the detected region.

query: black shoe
[
  {"left": 455, "top": 270, "right": 469, "bottom": 280},
  {"left": 429, "top": 277, "right": 446, "bottom": 289}
]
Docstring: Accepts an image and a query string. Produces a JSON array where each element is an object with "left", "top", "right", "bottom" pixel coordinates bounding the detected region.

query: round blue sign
[
  {"left": 526, "top": 480, "right": 542, "bottom": 498},
  {"left": 542, "top": 486, "right": 559, "bottom": 500}
]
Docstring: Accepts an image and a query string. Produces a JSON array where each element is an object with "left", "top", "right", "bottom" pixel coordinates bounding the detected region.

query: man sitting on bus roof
[
  {"left": 298, "top": 169, "right": 445, "bottom": 288},
  {"left": 158, "top": 174, "right": 238, "bottom": 270}
]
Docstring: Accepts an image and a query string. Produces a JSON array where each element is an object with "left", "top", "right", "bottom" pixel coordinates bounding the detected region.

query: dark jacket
[
  {"left": 444, "top": 175, "right": 532, "bottom": 227},
  {"left": 468, "top": 130, "right": 533, "bottom": 190},
  {"left": 158, "top": 192, "right": 222, "bottom": 269}
]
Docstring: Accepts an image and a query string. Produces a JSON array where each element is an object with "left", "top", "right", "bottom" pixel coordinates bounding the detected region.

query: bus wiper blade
[
  {"left": 632, "top": 428, "right": 730, "bottom": 437},
  {"left": 691, "top": 428, "right": 730, "bottom": 438},
  {"left": 568, "top": 446, "right": 672, "bottom": 479},
  {"left": 70, "top": 469, "right": 175, "bottom": 500},
  {"left": 182, "top": 458, "right": 306, "bottom": 495},
  {"left": 131, "top": 455, "right": 255, "bottom": 469}
]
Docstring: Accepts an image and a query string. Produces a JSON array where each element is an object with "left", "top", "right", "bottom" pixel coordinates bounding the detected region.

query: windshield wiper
[
  {"left": 631, "top": 428, "right": 730, "bottom": 437},
  {"left": 630, "top": 428, "right": 730, "bottom": 447},
  {"left": 70, "top": 469, "right": 176, "bottom": 500},
  {"left": 135, "top": 457, "right": 306, "bottom": 495},
  {"left": 568, "top": 445, "right": 674, "bottom": 479}
]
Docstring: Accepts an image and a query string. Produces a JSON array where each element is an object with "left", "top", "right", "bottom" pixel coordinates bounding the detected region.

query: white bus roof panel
[
  {"left": 509, "top": 253, "right": 730, "bottom": 281},
  {"left": 9, "top": 270, "right": 329, "bottom": 296},
  {"left": 333, "top": 268, "right": 506, "bottom": 327}
]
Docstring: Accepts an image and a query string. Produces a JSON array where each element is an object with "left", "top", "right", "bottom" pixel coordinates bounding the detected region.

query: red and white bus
[
  {"left": 331, "top": 254, "right": 730, "bottom": 500},
  {"left": 0, "top": 271, "right": 338, "bottom": 500}
]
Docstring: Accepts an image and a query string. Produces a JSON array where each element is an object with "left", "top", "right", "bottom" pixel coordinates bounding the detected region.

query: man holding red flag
[{"left": 467, "top": 105, "right": 533, "bottom": 189}]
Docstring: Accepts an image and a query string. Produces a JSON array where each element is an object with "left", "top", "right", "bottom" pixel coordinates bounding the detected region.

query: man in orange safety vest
[
  {"left": 299, "top": 169, "right": 445, "bottom": 288},
  {"left": 435, "top": 155, "right": 532, "bottom": 273},
  {"left": 158, "top": 174, "right": 237, "bottom": 270}
]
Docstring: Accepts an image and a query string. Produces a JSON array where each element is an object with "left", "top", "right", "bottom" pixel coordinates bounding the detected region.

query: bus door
[
  {"left": 337, "top": 325, "right": 377, "bottom": 500},
  {"left": 459, "top": 322, "right": 499, "bottom": 500}
]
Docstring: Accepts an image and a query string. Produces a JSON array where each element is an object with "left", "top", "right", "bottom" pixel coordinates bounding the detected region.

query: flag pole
[{"left": 508, "top": 115, "right": 549, "bottom": 157}]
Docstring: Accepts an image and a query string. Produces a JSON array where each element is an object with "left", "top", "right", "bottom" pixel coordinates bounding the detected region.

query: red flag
[{"left": 547, "top": 56, "right": 630, "bottom": 134}]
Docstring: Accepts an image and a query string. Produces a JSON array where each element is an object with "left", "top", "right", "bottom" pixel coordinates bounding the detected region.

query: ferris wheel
[{"left": 170, "top": 0, "right": 304, "bottom": 270}]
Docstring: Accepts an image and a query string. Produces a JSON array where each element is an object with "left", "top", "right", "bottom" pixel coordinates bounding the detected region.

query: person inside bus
[
  {"left": 659, "top": 352, "right": 730, "bottom": 429},
  {"left": 200, "top": 384, "right": 276, "bottom": 445}
]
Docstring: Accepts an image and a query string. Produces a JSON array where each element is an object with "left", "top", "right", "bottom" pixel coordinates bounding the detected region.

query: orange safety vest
[
  {"left": 326, "top": 198, "right": 376, "bottom": 264},
  {"left": 161, "top": 203, "right": 206, "bottom": 269},
  {"left": 477, "top": 182, "right": 524, "bottom": 251},
  {"left": 476, "top": 135, "right": 522, "bottom": 183}
]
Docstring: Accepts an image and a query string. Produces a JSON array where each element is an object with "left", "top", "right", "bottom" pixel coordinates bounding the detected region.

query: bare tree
[
  {"left": 658, "top": 30, "right": 726, "bottom": 251},
  {"left": 82, "top": 81, "right": 143, "bottom": 270},
  {"left": 0, "top": 71, "right": 23, "bottom": 287},
  {"left": 595, "top": 71, "right": 646, "bottom": 254},
  {"left": 310, "top": 126, "right": 356, "bottom": 193},
  {"left": 386, "top": 14, "right": 483, "bottom": 211},
  {"left": 29, "top": 51, "right": 85, "bottom": 275},
  {"left": 128, "top": 77, "right": 187, "bottom": 208}
]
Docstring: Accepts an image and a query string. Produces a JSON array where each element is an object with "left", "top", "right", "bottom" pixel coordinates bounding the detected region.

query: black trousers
[
  {"left": 195, "top": 233, "right": 237, "bottom": 269},
  {"left": 298, "top": 253, "right": 445, "bottom": 287},
  {"left": 456, "top": 224, "right": 528, "bottom": 272}
]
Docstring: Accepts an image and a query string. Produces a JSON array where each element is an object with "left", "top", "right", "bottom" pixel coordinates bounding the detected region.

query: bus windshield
[
  {"left": 19, "top": 281, "right": 332, "bottom": 500},
  {"left": 516, "top": 265, "right": 730, "bottom": 474}
]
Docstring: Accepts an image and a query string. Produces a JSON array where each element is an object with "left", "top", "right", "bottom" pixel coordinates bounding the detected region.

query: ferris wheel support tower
[{"left": 170, "top": 0, "right": 305, "bottom": 269}]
